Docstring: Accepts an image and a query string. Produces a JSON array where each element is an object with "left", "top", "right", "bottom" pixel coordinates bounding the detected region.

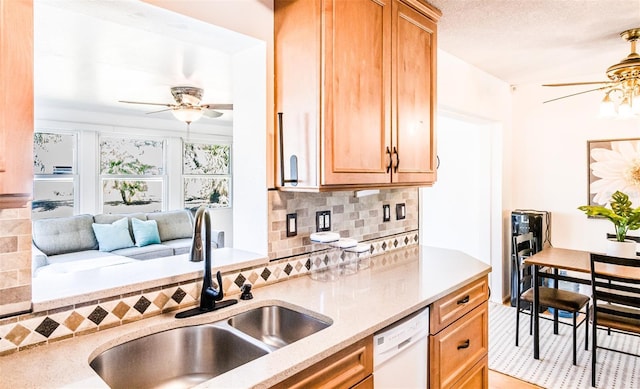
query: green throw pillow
[
  {"left": 92, "top": 217, "right": 134, "bottom": 252},
  {"left": 132, "top": 218, "right": 161, "bottom": 247}
]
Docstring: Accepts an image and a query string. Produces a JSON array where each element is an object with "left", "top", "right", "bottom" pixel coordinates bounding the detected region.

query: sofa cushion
[
  {"left": 32, "top": 214, "right": 98, "bottom": 255},
  {"left": 111, "top": 244, "right": 174, "bottom": 260},
  {"left": 35, "top": 254, "right": 136, "bottom": 277},
  {"left": 162, "top": 238, "right": 193, "bottom": 255},
  {"left": 94, "top": 213, "right": 147, "bottom": 240},
  {"left": 92, "top": 217, "right": 135, "bottom": 252},
  {"left": 146, "top": 210, "right": 193, "bottom": 242},
  {"left": 131, "top": 218, "right": 161, "bottom": 247}
]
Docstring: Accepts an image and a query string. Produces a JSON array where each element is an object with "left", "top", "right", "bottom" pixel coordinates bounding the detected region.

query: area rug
[{"left": 488, "top": 302, "right": 640, "bottom": 388}]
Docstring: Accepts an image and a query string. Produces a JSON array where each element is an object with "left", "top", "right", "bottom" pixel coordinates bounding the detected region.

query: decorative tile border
[{"left": 0, "top": 230, "right": 419, "bottom": 356}]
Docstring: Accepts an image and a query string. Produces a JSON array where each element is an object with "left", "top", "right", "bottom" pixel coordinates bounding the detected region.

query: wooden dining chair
[
  {"left": 589, "top": 253, "right": 640, "bottom": 387},
  {"left": 513, "top": 232, "right": 590, "bottom": 365}
]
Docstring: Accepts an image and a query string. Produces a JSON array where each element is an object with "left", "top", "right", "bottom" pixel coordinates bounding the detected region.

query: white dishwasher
[{"left": 373, "top": 307, "right": 429, "bottom": 388}]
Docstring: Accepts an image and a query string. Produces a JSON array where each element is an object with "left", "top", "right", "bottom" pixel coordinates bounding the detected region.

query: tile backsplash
[
  {"left": 0, "top": 187, "right": 420, "bottom": 355},
  {"left": 0, "top": 207, "right": 32, "bottom": 317},
  {"left": 268, "top": 188, "right": 419, "bottom": 260},
  {"left": 0, "top": 230, "right": 419, "bottom": 355}
]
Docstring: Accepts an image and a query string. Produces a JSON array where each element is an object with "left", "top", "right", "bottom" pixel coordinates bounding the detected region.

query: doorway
[{"left": 420, "top": 112, "right": 503, "bottom": 302}]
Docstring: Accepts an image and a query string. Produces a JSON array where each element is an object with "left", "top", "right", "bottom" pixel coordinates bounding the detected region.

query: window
[
  {"left": 32, "top": 132, "right": 77, "bottom": 220},
  {"left": 100, "top": 137, "right": 165, "bottom": 213},
  {"left": 183, "top": 141, "right": 231, "bottom": 210}
]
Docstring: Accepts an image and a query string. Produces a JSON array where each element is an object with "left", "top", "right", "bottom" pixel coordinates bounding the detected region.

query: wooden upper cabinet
[
  {"left": 0, "top": 0, "right": 33, "bottom": 208},
  {"left": 275, "top": 0, "right": 440, "bottom": 191},
  {"left": 323, "top": 0, "right": 391, "bottom": 186},
  {"left": 392, "top": 0, "right": 437, "bottom": 184}
]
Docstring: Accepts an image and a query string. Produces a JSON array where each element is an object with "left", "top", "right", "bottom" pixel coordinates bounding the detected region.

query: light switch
[
  {"left": 383, "top": 204, "right": 391, "bottom": 222},
  {"left": 286, "top": 213, "right": 297, "bottom": 237},
  {"left": 316, "top": 210, "right": 331, "bottom": 232},
  {"left": 396, "top": 203, "right": 406, "bottom": 220}
]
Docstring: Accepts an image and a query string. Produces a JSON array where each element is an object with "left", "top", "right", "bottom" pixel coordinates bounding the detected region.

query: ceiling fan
[
  {"left": 543, "top": 28, "right": 640, "bottom": 117},
  {"left": 119, "top": 86, "right": 233, "bottom": 124}
]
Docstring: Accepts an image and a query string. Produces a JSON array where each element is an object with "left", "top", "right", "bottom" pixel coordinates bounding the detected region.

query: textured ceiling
[{"left": 428, "top": 0, "right": 640, "bottom": 85}]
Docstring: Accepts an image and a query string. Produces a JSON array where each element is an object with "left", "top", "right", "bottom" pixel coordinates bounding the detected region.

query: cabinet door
[
  {"left": 451, "top": 355, "right": 488, "bottom": 389},
  {"left": 322, "top": 0, "right": 391, "bottom": 186},
  {"left": 270, "top": 336, "right": 373, "bottom": 389},
  {"left": 0, "top": 0, "right": 33, "bottom": 205},
  {"left": 430, "top": 301, "right": 489, "bottom": 389},
  {"left": 391, "top": 0, "right": 437, "bottom": 184}
]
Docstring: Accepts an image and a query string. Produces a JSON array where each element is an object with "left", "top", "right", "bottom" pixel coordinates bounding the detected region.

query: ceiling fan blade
[
  {"left": 201, "top": 103, "right": 233, "bottom": 110},
  {"left": 203, "top": 109, "right": 224, "bottom": 119},
  {"left": 543, "top": 85, "right": 611, "bottom": 104},
  {"left": 542, "top": 81, "right": 616, "bottom": 87},
  {"left": 145, "top": 108, "right": 172, "bottom": 115},
  {"left": 118, "top": 100, "right": 173, "bottom": 107}
]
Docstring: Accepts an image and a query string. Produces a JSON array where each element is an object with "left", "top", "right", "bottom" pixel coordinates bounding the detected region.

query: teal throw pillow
[
  {"left": 132, "top": 218, "right": 161, "bottom": 247},
  {"left": 92, "top": 217, "right": 134, "bottom": 252}
]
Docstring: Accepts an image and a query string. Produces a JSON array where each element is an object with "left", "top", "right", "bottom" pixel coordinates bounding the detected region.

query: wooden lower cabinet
[
  {"left": 451, "top": 355, "right": 489, "bottom": 389},
  {"left": 430, "top": 276, "right": 489, "bottom": 389},
  {"left": 351, "top": 374, "right": 374, "bottom": 389},
  {"left": 270, "top": 336, "right": 373, "bottom": 389}
]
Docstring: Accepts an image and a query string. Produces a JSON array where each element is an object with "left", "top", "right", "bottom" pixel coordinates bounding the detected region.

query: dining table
[
  {"left": 523, "top": 247, "right": 591, "bottom": 359},
  {"left": 522, "top": 246, "right": 640, "bottom": 359}
]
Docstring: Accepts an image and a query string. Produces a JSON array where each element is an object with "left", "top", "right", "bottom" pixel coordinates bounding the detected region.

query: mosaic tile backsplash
[
  {"left": 268, "top": 188, "right": 419, "bottom": 259},
  {"left": 0, "top": 207, "right": 32, "bottom": 317},
  {"left": 0, "top": 230, "right": 418, "bottom": 355},
  {"left": 0, "top": 187, "right": 420, "bottom": 355}
]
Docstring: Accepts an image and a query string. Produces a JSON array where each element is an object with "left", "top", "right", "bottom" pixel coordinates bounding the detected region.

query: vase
[{"left": 605, "top": 239, "right": 637, "bottom": 258}]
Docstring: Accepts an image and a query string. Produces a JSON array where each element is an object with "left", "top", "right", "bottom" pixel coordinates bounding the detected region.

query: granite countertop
[{"left": 0, "top": 245, "right": 491, "bottom": 388}]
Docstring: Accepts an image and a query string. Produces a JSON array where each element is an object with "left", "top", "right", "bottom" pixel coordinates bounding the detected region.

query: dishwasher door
[{"left": 373, "top": 307, "right": 429, "bottom": 388}]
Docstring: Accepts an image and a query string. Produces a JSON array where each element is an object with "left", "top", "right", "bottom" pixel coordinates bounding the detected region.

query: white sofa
[{"left": 32, "top": 210, "right": 224, "bottom": 276}]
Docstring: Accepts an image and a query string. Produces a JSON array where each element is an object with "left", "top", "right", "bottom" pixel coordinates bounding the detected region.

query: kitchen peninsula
[{"left": 0, "top": 245, "right": 490, "bottom": 388}]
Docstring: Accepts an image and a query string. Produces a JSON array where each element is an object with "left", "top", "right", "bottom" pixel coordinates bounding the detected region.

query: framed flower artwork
[{"left": 587, "top": 138, "right": 640, "bottom": 207}]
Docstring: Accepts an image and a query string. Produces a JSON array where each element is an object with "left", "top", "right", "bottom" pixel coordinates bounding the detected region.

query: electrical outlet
[
  {"left": 316, "top": 210, "right": 331, "bottom": 232},
  {"left": 396, "top": 203, "right": 406, "bottom": 220},
  {"left": 383, "top": 204, "right": 391, "bottom": 222},
  {"left": 286, "top": 213, "right": 297, "bottom": 237}
]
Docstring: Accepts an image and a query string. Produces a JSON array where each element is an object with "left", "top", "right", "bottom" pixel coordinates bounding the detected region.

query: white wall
[
  {"left": 425, "top": 50, "right": 512, "bottom": 303},
  {"left": 511, "top": 80, "right": 640, "bottom": 254}
]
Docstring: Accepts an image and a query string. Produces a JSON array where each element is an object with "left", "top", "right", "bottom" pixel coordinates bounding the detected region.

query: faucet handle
[
  {"left": 240, "top": 283, "right": 253, "bottom": 300},
  {"left": 213, "top": 271, "right": 224, "bottom": 301}
]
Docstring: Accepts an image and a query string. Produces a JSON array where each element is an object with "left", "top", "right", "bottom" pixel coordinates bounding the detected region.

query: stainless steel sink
[
  {"left": 89, "top": 325, "right": 269, "bottom": 389},
  {"left": 90, "top": 304, "right": 332, "bottom": 388},
  {"left": 227, "top": 305, "right": 332, "bottom": 349}
]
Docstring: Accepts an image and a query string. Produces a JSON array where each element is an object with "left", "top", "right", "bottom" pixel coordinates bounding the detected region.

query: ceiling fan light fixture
[
  {"left": 632, "top": 92, "right": 640, "bottom": 115},
  {"left": 598, "top": 92, "right": 617, "bottom": 118},
  {"left": 618, "top": 97, "right": 634, "bottom": 118},
  {"left": 171, "top": 107, "right": 204, "bottom": 124}
]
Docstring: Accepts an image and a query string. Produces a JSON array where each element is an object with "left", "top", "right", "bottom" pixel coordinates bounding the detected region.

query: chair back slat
[
  {"left": 590, "top": 253, "right": 640, "bottom": 334},
  {"left": 598, "top": 305, "right": 640, "bottom": 320},
  {"left": 596, "top": 290, "right": 640, "bottom": 310}
]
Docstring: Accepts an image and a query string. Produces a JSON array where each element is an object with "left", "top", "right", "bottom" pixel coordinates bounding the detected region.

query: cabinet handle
[
  {"left": 393, "top": 146, "right": 399, "bottom": 173},
  {"left": 457, "top": 295, "right": 470, "bottom": 305},
  {"left": 386, "top": 146, "right": 392, "bottom": 173},
  {"left": 457, "top": 339, "right": 470, "bottom": 350}
]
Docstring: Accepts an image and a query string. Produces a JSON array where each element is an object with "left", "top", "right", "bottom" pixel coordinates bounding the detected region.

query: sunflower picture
[{"left": 588, "top": 138, "right": 640, "bottom": 207}]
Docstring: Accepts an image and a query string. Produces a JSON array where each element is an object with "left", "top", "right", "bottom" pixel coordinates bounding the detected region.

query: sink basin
[
  {"left": 89, "top": 325, "right": 269, "bottom": 389},
  {"left": 227, "top": 305, "right": 332, "bottom": 349},
  {"left": 90, "top": 304, "right": 332, "bottom": 388}
]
